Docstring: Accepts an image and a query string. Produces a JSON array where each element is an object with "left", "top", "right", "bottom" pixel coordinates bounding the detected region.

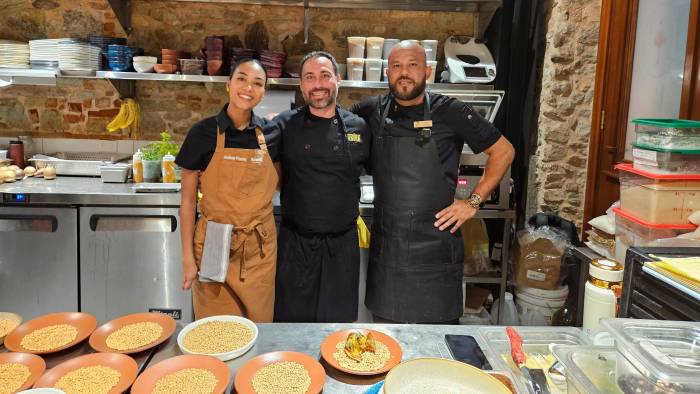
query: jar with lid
[{"left": 582, "top": 259, "right": 624, "bottom": 336}]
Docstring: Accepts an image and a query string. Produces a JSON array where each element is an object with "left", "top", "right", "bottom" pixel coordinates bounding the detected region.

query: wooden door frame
[
  {"left": 582, "top": 0, "right": 639, "bottom": 230},
  {"left": 681, "top": 0, "right": 700, "bottom": 119}
]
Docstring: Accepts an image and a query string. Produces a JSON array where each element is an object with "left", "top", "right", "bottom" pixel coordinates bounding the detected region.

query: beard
[
  {"left": 303, "top": 88, "right": 338, "bottom": 110},
  {"left": 389, "top": 77, "right": 426, "bottom": 101}
]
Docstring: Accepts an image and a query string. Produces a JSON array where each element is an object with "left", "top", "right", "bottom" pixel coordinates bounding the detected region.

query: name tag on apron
[
  {"left": 413, "top": 120, "right": 433, "bottom": 129},
  {"left": 198, "top": 220, "right": 233, "bottom": 283}
]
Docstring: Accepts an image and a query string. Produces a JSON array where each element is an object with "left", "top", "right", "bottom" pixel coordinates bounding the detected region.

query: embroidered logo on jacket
[{"left": 347, "top": 133, "right": 362, "bottom": 143}]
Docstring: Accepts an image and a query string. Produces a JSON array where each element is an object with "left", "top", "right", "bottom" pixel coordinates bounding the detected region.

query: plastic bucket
[{"left": 515, "top": 286, "right": 568, "bottom": 326}]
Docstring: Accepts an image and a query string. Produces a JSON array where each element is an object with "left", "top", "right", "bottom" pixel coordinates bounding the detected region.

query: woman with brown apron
[{"left": 177, "top": 59, "right": 280, "bottom": 322}]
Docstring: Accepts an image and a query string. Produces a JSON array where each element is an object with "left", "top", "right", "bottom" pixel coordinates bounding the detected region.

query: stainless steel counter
[
  {"left": 0, "top": 177, "right": 181, "bottom": 206},
  {"left": 149, "top": 322, "right": 511, "bottom": 393}
]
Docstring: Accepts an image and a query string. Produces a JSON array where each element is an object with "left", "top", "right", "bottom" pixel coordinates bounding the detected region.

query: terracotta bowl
[
  {"left": 154, "top": 64, "right": 177, "bottom": 74},
  {"left": 234, "top": 351, "right": 325, "bottom": 394},
  {"left": 131, "top": 354, "right": 230, "bottom": 394},
  {"left": 207, "top": 60, "right": 223, "bottom": 76},
  {"left": 33, "top": 352, "right": 138, "bottom": 394},
  {"left": 5, "top": 312, "right": 97, "bottom": 354},
  {"left": 320, "top": 329, "right": 402, "bottom": 375},
  {"left": 0, "top": 311, "right": 22, "bottom": 344},
  {"left": 0, "top": 352, "right": 46, "bottom": 392},
  {"left": 89, "top": 312, "right": 176, "bottom": 354}
]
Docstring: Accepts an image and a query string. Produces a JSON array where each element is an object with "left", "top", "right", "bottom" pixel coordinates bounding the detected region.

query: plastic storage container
[
  {"left": 490, "top": 292, "right": 519, "bottom": 326},
  {"left": 612, "top": 207, "right": 697, "bottom": 262},
  {"left": 365, "top": 37, "right": 384, "bottom": 59},
  {"left": 632, "top": 118, "right": 700, "bottom": 151},
  {"left": 478, "top": 326, "right": 591, "bottom": 394},
  {"left": 600, "top": 318, "right": 700, "bottom": 393},
  {"left": 632, "top": 145, "right": 700, "bottom": 174},
  {"left": 99, "top": 164, "right": 131, "bottom": 183},
  {"left": 617, "top": 163, "right": 700, "bottom": 225},
  {"left": 421, "top": 39, "right": 438, "bottom": 61},
  {"left": 346, "top": 58, "right": 364, "bottom": 81},
  {"left": 347, "top": 37, "right": 366, "bottom": 58},
  {"left": 364, "top": 58, "right": 382, "bottom": 82},
  {"left": 551, "top": 346, "right": 622, "bottom": 394}
]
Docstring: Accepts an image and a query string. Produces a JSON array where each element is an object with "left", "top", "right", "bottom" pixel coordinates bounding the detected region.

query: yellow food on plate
[
  {"left": 333, "top": 339, "right": 391, "bottom": 372},
  {"left": 251, "top": 361, "right": 311, "bottom": 394},
  {"left": 0, "top": 318, "right": 19, "bottom": 337},
  {"left": 0, "top": 362, "right": 31, "bottom": 394},
  {"left": 54, "top": 365, "right": 120, "bottom": 394},
  {"left": 152, "top": 368, "right": 218, "bottom": 394},
  {"left": 182, "top": 321, "right": 253, "bottom": 354},
  {"left": 106, "top": 322, "right": 163, "bottom": 351},
  {"left": 21, "top": 324, "right": 78, "bottom": 352}
]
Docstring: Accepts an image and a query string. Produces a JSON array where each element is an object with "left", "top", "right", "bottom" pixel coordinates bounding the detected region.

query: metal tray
[{"left": 29, "top": 152, "right": 130, "bottom": 176}]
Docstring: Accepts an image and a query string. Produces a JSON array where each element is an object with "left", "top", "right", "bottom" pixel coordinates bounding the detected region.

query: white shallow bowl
[
  {"left": 18, "top": 389, "right": 66, "bottom": 394},
  {"left": 132, "top": 56, "right": 157, "bottom": 64},
  {"left": 133, "top": 62, "right": 154, "bottom": 73},
  {"left": 177, "top": 315, "right": 258, "bottom": 361},
  {"left": 383, "top": 358, "right": 511, "bottom": 394}
]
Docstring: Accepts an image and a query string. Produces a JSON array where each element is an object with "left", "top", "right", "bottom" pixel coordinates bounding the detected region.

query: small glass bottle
[
  {"left": 162, "top": 152, "right": 176, "bottom": 183},
  {"left": 132, "top": 149, "right": 143, "bottom": 183}
]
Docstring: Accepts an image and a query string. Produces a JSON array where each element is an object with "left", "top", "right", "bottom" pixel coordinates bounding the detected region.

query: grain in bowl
[
  {"left": 182, "top": 321, "right": 252, "bottom": 354},
  {"left": 0, "top": 362, "right": 31, "bottom": 394},
  {"left": 21, "top": 324, "right": 77, "bottom": 352},
  {"left": 106, "top": 322, "right": 163, "bottom": 351},
  {"left": 152, "top": 368, "right": 218, "bottom": 394},
  {"left": 53, "top": 365, "right": 120, "bottom": 394},
  {"left": 251, "top": 361, "right": 311, "bottom": 394}
]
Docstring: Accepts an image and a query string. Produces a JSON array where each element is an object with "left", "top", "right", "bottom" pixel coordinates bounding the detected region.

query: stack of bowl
[
  {"left": 259, "top": 50, "right": 286, "bottom": 78},
  {"left": 229, "top": 48, "right": 257, "bottom": 74},
  {"left": 107, "top": 44, "right": 130, "bottom": 71},
  {"left": 205, "top": 36, "right": 224, "bottom": 76},
  {"left": 180, "top": 58, "right": 205, "bottom": 75},
  {"left": 161, "top": 49, "right": 188, "bottom": 72},
  {"left": 126, "top": 46, "right": 144, "bottom": 70},
  {"left": 132, "top": 56, "right": 157, "bottom": 73}
]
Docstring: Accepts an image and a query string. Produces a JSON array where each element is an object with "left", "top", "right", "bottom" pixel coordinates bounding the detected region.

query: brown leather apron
[{"left": 192, "top": 126, "right": 278, "bottom": 322}]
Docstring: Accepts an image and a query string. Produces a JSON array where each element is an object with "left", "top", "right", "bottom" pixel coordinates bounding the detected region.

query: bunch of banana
[{"left": 106, "top": 98, "right": 141, "bottom": 138}]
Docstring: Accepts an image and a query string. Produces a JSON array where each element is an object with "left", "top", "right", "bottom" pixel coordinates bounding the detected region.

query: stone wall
[
  {"left": 0, "top": 0, "right": 475, "bottom": 140},
  {"left": 527, "top": 0, "right": 601, "bottom": 228}
]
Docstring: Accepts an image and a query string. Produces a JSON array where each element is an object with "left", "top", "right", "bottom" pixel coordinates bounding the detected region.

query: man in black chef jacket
[
  {"left": 273, "top": 51, "right": 370, "bottom": 322},
  {"left": 351, "top": 41, "right": 515, "bottom": 324}
]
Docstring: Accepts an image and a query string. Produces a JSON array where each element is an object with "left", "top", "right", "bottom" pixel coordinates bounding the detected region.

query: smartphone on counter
[{"left": 444, "top": 334, "right": 492, "bottom": 370}]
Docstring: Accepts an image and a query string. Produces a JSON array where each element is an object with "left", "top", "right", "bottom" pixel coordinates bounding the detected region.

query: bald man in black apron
[{"left": 351, "top": 41, "right": 515, "bottom": 323}]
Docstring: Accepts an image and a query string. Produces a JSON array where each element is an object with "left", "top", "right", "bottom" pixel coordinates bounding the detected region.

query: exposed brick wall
[
  {"left": 0, "top": 0, "right": 475, "bottom": 140},
  {"left": 527, "top": 0, "right": 601, "bottom": 229}
]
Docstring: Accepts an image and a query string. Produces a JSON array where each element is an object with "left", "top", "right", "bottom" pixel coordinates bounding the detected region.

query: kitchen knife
[{"left": 506, "top": 326, "right": 550, "bottom": 394}]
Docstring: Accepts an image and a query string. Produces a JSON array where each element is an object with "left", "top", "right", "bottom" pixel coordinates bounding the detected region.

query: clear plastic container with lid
[
  {"left": 633, "top": 118, "right": 700, "bottom": 151},
  {"left": 632, "top": 145, "right": 700, "bottom": 175},
  {"left": 600, "top": 318, "right": 700, "bottom": 394},
  {"left": 551, "top": 345, "right": 621, "bottom": 394},
  {"left": 612, "top": 207, "right": 697, "bottom": 262},
  {"left": 616, "top": 163, "right": 700, "bottom": 225},
  {"left": 477, "top": 326, "right": 591, "bottom": 394}
]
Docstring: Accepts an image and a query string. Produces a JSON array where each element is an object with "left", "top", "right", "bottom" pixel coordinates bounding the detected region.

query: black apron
[
  {"left": 366, "top": 94, "right": 464, "bottom": 323},
  {"left": 275, "top": 107, "right": 361, "bottom": 323}
]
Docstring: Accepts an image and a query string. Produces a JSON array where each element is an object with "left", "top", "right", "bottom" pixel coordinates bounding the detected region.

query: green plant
[{"left": 142, "top": 131, "right": 180, "bottom": 161}]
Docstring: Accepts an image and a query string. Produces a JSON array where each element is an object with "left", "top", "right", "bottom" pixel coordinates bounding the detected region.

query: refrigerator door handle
[
  {"left": 0, "top": 215, "right": 58, "bottom": 232},
  {"left": 89, "top": 214, "right": 177, "bottom": 232}
]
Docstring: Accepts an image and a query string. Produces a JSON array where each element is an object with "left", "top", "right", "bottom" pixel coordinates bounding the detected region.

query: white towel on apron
[{"left": 198, "top": 221, "right": 233, "bottom": 283}]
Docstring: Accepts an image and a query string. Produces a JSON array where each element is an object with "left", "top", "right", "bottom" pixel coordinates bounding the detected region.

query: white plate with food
[{"left": 177, "top": 315, "right": 258, "bottom": 361}]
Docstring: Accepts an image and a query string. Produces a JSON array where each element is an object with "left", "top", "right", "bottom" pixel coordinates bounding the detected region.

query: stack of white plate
[
  {"left": 29, "top": 38, "right": 63, "bottom": 69},
  {"left": 0, "top": 40, "right": 30, "bottom": 69},
  {"left": 58, "top": 41, "right": 101, "bottom": 75}
]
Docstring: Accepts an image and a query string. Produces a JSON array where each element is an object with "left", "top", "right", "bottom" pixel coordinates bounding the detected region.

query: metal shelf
[
  {"left": 463, "top": 276, "right": 502, "bottom": 284},
  {"left": 175, "top": 0, "right": 501, "bottom": 13}
]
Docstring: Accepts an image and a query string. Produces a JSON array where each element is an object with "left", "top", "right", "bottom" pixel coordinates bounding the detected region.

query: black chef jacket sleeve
[
  {"left": 175, "top": 117, "right": 215, "bottom": 171},
  {"left": 443, "top": 99, "right": 502, "bottom": 154},
  {"left": 348, "top": 96, "right": 379, "bottom": 124}
]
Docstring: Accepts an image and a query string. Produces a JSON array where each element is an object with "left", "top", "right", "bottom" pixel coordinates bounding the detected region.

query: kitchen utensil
[
  {"left": 383, "top": 358, "right": 511, "bottom": 394},
  {"left": 320, "top": 328, "right": 403, "bottom": 375},
  {"left": 506, "top": 326, "right": 549, "bottom": 394},
  {"left": 89, "top": 312, "right": 176, "bottom": 354},
  {"left": 443, "top": 35, "right": 496, "bottom": 83},
  {"left": 177, "top": 315, "right": 258, "bottom": 361},
  {"left": 33, "top": 352, "right": 138, "bottom": 393},
  {"left": 234, "top": 351, "right": 325, "bottom": 394},
  {"left": 0, "top": 352, "right": 46, "bottom": 392},
  {"left": 131, "top": 354, "right": 230, "bottom": 394},
  {"left": 4, "top": 312, "right": 97, "bottom": 354}
]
